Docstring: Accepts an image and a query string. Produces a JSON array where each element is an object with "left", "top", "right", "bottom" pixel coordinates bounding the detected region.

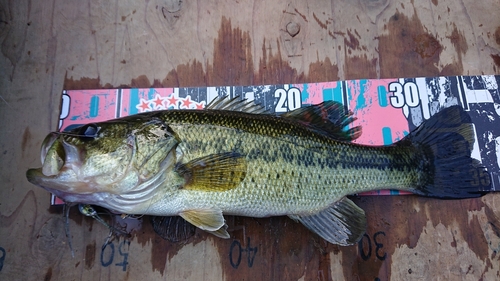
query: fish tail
[{"left": 403, "top": 106, "right": 492, "bottom": 198}]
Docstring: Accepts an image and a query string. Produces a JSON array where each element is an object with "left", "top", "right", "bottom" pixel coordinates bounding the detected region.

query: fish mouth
[
  {"left": 27, "top": 132, "right": 83, "bottom": 185},
  {"left": 40, "top": 133, "right": 59, "bottom": 165},
  {"left": 26, "top": 167, "right": 44, "bottom": 183},
  {"left": 26, "top": 133, "right": 90, "bottom": 200},
  {"left": 26, "top": 132, "right": 67, "bottom": 189},
  {"left": 26, "top": 167, "right": 96, "bottom": 203},
  {"left": 26, "top": 167, "right": 67, "bottom": 196},
  {"left": 39, "top": 133, "right": 65, "bottom": 176},
  {"left": 26, "top": 167, "right": 52, "bottom": 186}
]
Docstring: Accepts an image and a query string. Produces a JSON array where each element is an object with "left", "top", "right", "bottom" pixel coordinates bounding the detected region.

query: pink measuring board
[{"left": 51, "top": 75, "right": 500, "bottom": 204}]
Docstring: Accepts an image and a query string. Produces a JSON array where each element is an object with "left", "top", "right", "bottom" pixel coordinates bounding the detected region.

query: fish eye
[{"left": 78, "top": 123, "right": 100, "bottom": 141}]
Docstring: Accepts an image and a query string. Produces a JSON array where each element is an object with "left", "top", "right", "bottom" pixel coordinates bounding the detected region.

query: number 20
[{"left": 275, "top": 88, "right": 301, "bottom": 112}]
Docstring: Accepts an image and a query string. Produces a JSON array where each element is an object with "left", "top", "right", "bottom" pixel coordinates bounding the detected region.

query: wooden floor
[{"left": 1, "top": 0, "right": 500, "bottom": 280}]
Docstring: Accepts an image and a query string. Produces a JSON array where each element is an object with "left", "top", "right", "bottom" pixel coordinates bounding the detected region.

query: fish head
[{"left": 26, "top": 115, "right": 179, "bottom": 204}]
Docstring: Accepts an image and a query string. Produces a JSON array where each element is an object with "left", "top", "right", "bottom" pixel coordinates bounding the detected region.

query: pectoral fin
[
  {"left": 289, "top": 197, "right": 366, "bottom": 246},
  {"left": 175, "top": 152, "right": 247, "bottom": 192},
  {"left": 179, "top": 209, "right": 226, "bottom": 232}
]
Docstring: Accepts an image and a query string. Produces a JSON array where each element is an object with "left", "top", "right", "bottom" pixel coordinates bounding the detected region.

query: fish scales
[{"left": 143, "top": 109, "right": 425, "bottom": 217}]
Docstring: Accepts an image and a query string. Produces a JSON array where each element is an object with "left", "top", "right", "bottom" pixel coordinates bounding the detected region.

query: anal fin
[
  {"left": 206, "top": 223, "right": 230, "bottom": 239},
  {"left": 289, "top": 197, "right": 366, "bottom": 246},
  {"left": 180, "top": 209, "right": 226, "bottom": 232}
]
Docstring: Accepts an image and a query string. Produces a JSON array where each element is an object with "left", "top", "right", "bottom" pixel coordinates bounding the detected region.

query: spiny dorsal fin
[
  {"left": 179, "top": 209, "right": 225, "bottom": 232},
  {"left": 288, "top": 197, "right": 367, "bottom": 246},
  {"left": 207, "top": 95, "right": 270, "bottom": 114},
  {"left": 282, "top": 101, "right": 362, "bottom": 142},
  {"left": 175, "top": 152, "right": 247, "bottom": 192}
]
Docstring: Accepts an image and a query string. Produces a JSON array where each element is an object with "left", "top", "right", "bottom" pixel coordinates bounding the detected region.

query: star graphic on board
[
  {"left": 181, "top": 95, "right": 193, "bottom": 109},
  {"left": 167, "top": 94, "right": 179, "bottom": 108},
  {"left": 137, "top": 98, "right": 151, "bottom": 112},
  {"left": 195, "top": 102, "right": 205, "bottom": 110},
  {"left": 153, "top": 94, "right": 165, "bottom": 108}
]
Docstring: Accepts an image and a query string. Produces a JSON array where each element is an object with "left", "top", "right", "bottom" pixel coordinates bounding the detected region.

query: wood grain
[{"left": 1, "top": 0, "right": 499, "bottom": 280}]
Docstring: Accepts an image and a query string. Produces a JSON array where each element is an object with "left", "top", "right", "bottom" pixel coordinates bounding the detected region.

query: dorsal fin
[
  {"left": 206, "top": 96, "right": 360, "bottom": 141},
  {"left": 282, "top": 101, "right": 362, "bottom": 142},
  {"left": 206, "top": 95, "right": 270, "bottom": 114}
]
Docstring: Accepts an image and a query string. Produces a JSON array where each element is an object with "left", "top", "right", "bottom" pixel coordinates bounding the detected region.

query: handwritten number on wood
[
  {"left": 373, "top": 232, "right": 387, "bottom": 261},
  {"left": 358, "top": 231, "right": 386, "bottom": 261},
  {"left": 0, "top": 247, "right": 5, "bottom": 271},
  {"left": 115, "top": 240, "right": 131, "bottom": 271},
  {"left": 246, "top": 238, "right": 257, "bottom": 267},
  {"left": 358, "top": 234, "right": 372, "bottom": 261},
  {"left": 229, "top": 237, "right": 258, "bottom": 269},
  {"left": 100, "top": 240, "right": 131, "bottom": 271},
  {"left": 229, "top": 240, "right": 242, "bottom": 268},
  {"left": 100, "top": 243, "right": 114, "bottom": 267}
]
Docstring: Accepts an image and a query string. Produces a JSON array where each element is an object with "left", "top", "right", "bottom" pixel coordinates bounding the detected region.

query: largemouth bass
[{"left": 26, "top": 96, "right": 491, "bottom": 245}]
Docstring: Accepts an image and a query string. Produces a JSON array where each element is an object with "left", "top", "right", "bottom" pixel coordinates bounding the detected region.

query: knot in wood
[
  {"left": 164, "top": 0, "right": 182, "bottom": 13},
  {"left": 286, "top": 22, "right": 300, "bottom": 38}
]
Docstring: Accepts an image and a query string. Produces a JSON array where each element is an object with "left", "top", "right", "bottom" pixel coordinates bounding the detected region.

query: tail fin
[{"left": 404, "top": 106, "right": 492, "bottom": 199}]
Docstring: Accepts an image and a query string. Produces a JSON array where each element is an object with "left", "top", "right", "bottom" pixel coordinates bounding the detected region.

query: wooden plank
[{"left": 0, "top": 0, "right": 499, "bottom": 280}]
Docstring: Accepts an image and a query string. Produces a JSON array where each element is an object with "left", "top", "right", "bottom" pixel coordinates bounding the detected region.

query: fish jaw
[
  {"left": 26, "top": 167, "right": 160, "bottom": 213},
  {"left": 28, "top": 132, "right": 133, "bottom": 194},
  {"left": 26, "top": 167, "right": 111, "bottom": 204}
]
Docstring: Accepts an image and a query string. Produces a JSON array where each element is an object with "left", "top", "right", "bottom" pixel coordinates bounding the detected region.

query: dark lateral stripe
[{"left": 246, "top": 139, "right": 420, "bottom": 174}]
